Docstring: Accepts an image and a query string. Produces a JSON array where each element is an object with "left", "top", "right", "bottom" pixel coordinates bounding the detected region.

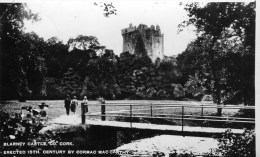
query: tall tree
[
  {"left": 82, "top": 50, "right": 119, "bottom": 99},
  {"left": 0, "top": 3, "right": 47, "bottom": 100},
  {"left": 45, "top": 37, "right": 68, "bottom": 78},
  {"left": 179, "top": 2, "right": 255, "bottom": 115},
  {"left": 117, "top": 52, "right": 136, "bottom": 98},
  {"left": 61, "top": 68, "right": 82, "bottom": 97}
]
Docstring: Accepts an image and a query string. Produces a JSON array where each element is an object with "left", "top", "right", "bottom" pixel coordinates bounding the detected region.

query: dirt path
[{"left": 39, "top": 114, "right": 82, "bottom": 133}]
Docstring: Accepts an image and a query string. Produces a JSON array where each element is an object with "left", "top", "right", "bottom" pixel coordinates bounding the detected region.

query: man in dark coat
[{"left": 64, "top": 95, "right": 71, "bottom": 115}]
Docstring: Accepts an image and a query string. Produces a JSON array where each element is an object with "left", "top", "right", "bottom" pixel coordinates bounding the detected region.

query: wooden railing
[{"left": 81, "top": 103, "right": 255, "bottom": 130}]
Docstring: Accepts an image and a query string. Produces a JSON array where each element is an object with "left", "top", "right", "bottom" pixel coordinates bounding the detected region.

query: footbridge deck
[
  {"left": 79, "top": 102, "right": 254, "bottom": 136},
  {"left": 84, "top": 119, "right": 245, "bottom": 137}
]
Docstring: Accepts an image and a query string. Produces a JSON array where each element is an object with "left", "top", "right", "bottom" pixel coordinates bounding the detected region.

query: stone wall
[{"left": 122, "top": 24, "right": 164, "bottom": 62}]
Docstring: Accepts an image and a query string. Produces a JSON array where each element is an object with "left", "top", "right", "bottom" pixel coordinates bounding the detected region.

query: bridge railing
[{"left": 81, "top": 102, "right": 255, "bottom": 130}]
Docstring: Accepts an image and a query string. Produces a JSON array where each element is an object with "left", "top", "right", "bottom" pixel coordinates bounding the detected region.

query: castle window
[{"left": 128, "top": 44, "right": 129, "bottom": 47}]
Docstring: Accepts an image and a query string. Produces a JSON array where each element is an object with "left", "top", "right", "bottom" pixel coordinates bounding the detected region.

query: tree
[
  {"left": 176, "top": 41, "right": 205, "bottom": 86},
  {"left": 61, "top": 68, "right": 82, "bottom": 97},
  {"left": 156, "top": 59, "right": 179, "bottom": 98},
  {"left": 81, "top": 77, "right": 98, "bottom": 99},
  {"left": 0, "top": 3, "right": 47, "bottom": 100},
  {"left": 217, "top": 129, "right": 255, "bottom": 157},
  {"left": 95, "top": 51, "right": 120, "bottom": 99},
  {"left": 117, "top": 52, "right": 159, "bottom": 99},
  {"left": 179, "top": 2, "right": 255, "bottom": 115},
  {"left": 45, "top": 77, "right": 63, "bottom": 99},
  {"left": 68, "top": 35, "right": 101, "bottom": 53},
  {"left": 66, "top": 35, "right": 106, "bottom": 80},
  {"left": 20, "top": 32, "right": 47, "bottom": 98},
  {"left": 45, "top": 37, "right": 68, "bottom": 78},
  {"left": 81, "top": 50, "right": 120, "bottom": 99},
  {"left": 117, "top": 52, "right": 137, "bottom": 98},
  {"left": 185, "top": 73, "right": 207, "bottom": 100},
  {"left": 172, "top": 84, "right": 185, "bottom": 99}
]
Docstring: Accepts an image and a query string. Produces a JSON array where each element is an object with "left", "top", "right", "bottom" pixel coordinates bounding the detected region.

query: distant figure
[
  {"left": 83, "top": 96, "right": 88, "bottom": 104},
  {"left": 98, "top": 96, "right": 105, "bottom": 104},
  {"left": 64, "top": 95, "right": 71, "bottom": 115},
  {"left": 71, "top": 96, "right": 78, "bottom": 114},
  {"left": 82, "top": 96, "right": 88, "bottom": 112}
]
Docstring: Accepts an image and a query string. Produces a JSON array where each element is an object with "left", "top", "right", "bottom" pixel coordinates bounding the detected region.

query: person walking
[
  {"left": 71, "top": 96, "right": 78, "bottom": 114},
  {"left": 64, "top": 95, "right": 71, "bottom": 115}
]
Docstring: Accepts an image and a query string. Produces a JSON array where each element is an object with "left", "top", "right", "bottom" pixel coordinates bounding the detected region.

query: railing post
[
  {"left": 201, "top": 104, "right": 204, "bottom": 127},
  {"left": 201, "top": 104, "right": 204, "bottom": 117},
  {"left": 81, "top": 103, "right": 85, "bottom": 124},
  {"left": 150, "top": 104, "right": 153, "bottom": 117},
  {"left": 182, "top": 106, "right": 184, "bottom": 133},
  {"left": 130, "top": 105, "right": 132, "bottom": 128},
  {"left": 101, "top": 104, "right": 106, "bottom": 121}
]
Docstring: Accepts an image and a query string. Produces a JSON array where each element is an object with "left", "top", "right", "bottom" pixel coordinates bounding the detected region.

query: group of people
[{"left": 64, "top": 95, "right": 88, "bottom": 115}]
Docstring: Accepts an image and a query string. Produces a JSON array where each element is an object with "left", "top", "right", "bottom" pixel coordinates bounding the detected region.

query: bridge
[{"left": 80, "top": 102, "right": 255, "bottom": 137}]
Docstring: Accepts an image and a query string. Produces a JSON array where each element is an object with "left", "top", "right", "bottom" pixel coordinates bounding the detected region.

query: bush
[
  {"left": 172, "top": 84, "right": 185, "bottom": 99},
  {"left": 234, "top": 109, "right": 255, "bottom": 118},
  {"left": 0, "top": 111, "right": 45, "bottom": 154},
  {"left": 0, "top": 111, "right": 44, "bottom": 142},
  {"left": 216, "top": 129, "right": 255, "bottom": 157},
  {"left": 222, "top": 91, "right": 243, "bottom": 105}
]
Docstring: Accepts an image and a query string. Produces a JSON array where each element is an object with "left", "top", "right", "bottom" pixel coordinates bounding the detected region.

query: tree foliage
[
  {"left": 217, "top": 129, "right": 255, "bottom": 157},
  {"left": 68, "top": 35, "right": 101, "bottom": 52},
  {"left": 81, "top": 50, "right": 119, "bottom": 99},
  {"left": 0, "top": 4, "right": 47, "bottom": 100},
  {"left": 61, "top": 68, "right": 82, "bottom": 97},
  {"left": 178, "top": 2, "right": 255, "bottom": 107},
  {"left": 0, "top": 111, "right": 44, "bottom": 142},
  {"left": 0, "top": 2, "right": 255, "bottom": 104}
]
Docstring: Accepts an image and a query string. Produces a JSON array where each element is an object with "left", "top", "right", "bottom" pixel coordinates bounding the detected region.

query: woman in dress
[
  {"left": 82, "top": 96, "right": 88, "bottom": 104},
  {"left": 70, "top": 96, "right": 78, "bottom": 114},
  {"left": 82, "top": 96, "right": 88, "bottom": 113}
]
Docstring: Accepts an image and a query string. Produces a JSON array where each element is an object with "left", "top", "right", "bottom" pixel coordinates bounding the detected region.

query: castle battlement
[{"left": 121, "top": 24, "right": 162, "bottom": 35}]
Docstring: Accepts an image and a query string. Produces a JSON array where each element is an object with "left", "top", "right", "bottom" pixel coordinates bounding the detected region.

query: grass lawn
[{"left": 0, "top": 100, "right": 239, "bottom": 120}]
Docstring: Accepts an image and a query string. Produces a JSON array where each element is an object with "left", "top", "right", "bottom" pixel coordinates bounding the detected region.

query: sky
[{"left": 23, "top": 1, "right": 198, "bottom": 56}]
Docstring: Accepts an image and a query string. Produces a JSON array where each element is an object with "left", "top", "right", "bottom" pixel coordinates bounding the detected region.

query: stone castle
[{"left": 121, "top": 24, "right": 164, "bottom": 62}]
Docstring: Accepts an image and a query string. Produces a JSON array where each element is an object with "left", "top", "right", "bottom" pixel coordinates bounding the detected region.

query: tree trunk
[
  {"left": 243, "top": 88, "right": 248, "bottom": 106},
  {"left": 215, "top": 83, "right": 222, "bottom": 116},
  {"left": 217, "top": 104, "right": 222, "bottom": 116},
  {"left": 209, "top": 37, "right": 222, "bottom": 116}
]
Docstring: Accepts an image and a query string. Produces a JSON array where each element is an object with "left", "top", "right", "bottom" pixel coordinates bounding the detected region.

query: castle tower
[{"left": 121, "top": 24, "right": 164, "bottom": 63}]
